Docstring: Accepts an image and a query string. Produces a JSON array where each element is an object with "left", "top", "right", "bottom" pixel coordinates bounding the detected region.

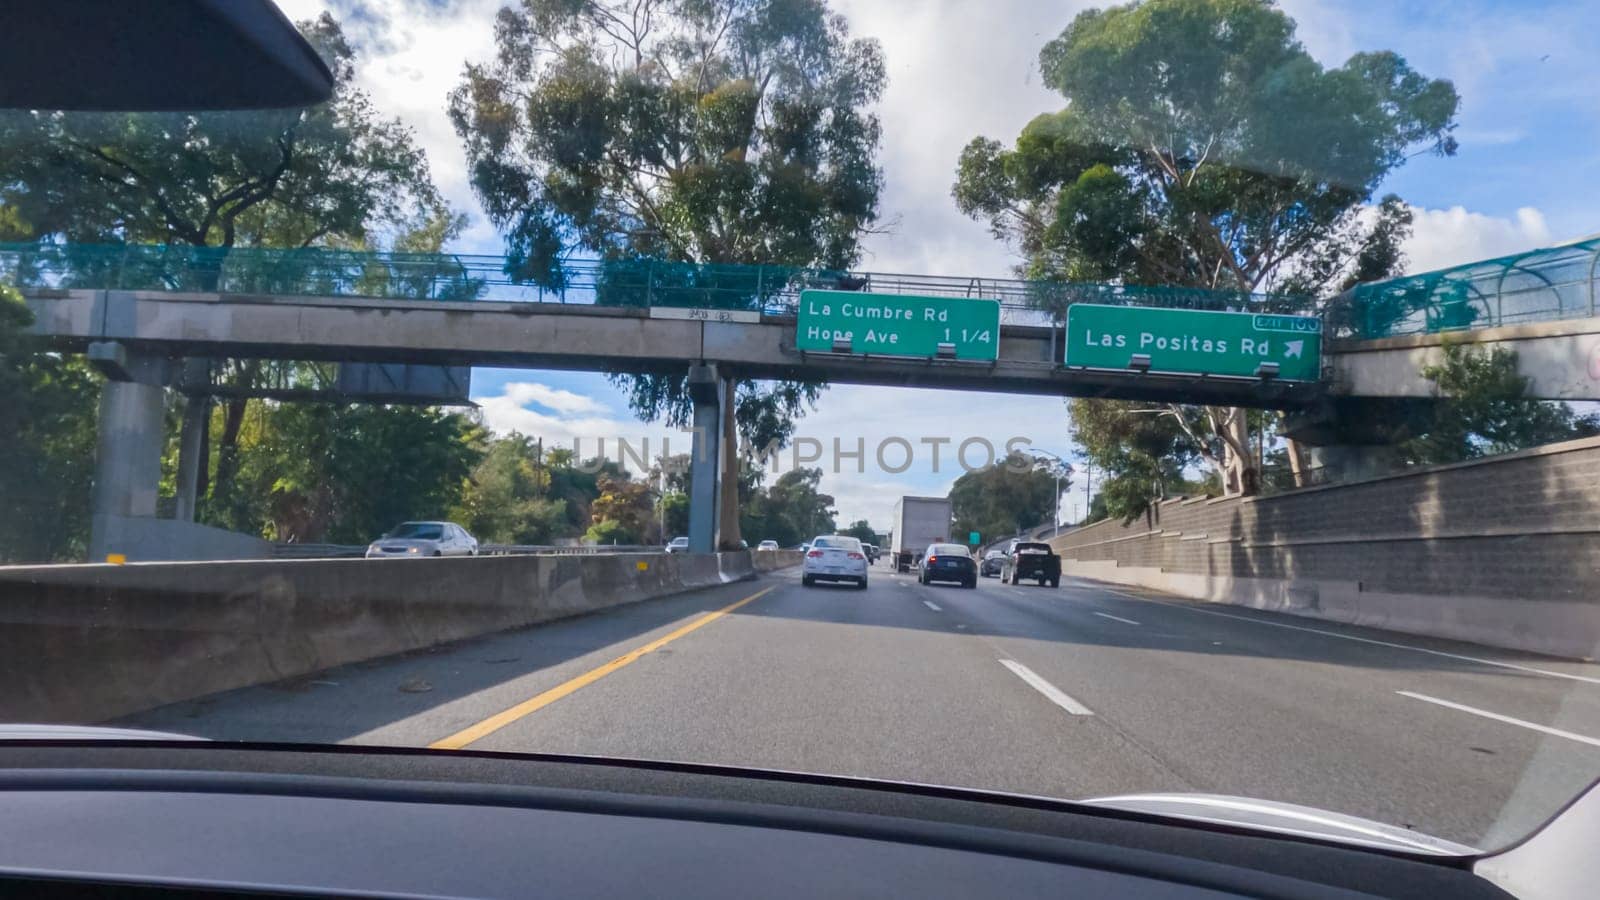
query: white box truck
[{"left": 888, "top": 496, "right": 953, "bottom": 573}]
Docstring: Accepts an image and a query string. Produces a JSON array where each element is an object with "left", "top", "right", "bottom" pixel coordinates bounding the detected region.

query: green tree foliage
[
  {"left": 585, "top": 474, "right": 656, "bottom": 544},
  {"left": 954, "top": 0, "right": 1458, "bottom": 496},
  {"left": 451, "top": 433, "right": 571, "bottom": 544},
  {"left": 660, "top": 492, "right": 691, "bottom": 538},
  {"left": 450, "top": 0, "right": 886, "bottom": 546},
  {"left": 545, "top": 448, "right": 628, "bottom": 533},
  {"left": 1072, "top": 397, "right": 1250, "bottom": 521},
  {"left": 1400, "top": 344, "right": 1600, "bottom": 465},
  {"left": 955, "top": 0, "right": 1456, "bottom": 291},
  {"left": 840, "top": 519, "right": 878, "bottom": 545},
  {"left": 949, "top": 452, "right": 1065, "bottom": 542},
  {"left": 451, "top": 0, "right": 883, "bottom": 280},
  {"left": 649, "top": 452, "right": 693, "bottom": 538},
  {"left": 208, "top": 402, "right": 485, "bottom": 544},
  {"left": 740, "top": 467, "right": 835, "bottom": 547},
  {"left": 0, "top": 285, "right": 100, "bottom": 561},
  {"left": 0, "top": 13, "right": 447, "bottom": 256},
  {"left": 0, "top": 13, "right": 468, "bottom": 529}
]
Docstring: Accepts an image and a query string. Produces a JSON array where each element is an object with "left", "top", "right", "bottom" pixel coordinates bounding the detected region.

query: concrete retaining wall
[
  {"left": 0, "top": 551, "right": 759, "bottom": 724},
  {"left": 1052, "top": 436, "right": 1600, "bottom": 659}
]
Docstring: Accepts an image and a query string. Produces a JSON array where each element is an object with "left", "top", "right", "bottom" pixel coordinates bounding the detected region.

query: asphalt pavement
[{"left": 126, "top": 562, "right": 1600, "bottom": 848}]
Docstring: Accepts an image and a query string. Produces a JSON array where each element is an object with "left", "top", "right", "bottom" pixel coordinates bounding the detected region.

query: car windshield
[{"left": 5, "top": 0, "right": 1600, "bottom": 857}]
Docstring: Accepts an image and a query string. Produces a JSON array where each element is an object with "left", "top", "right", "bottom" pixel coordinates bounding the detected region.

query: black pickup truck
[{"left": 1000, "top": 541, "right": 1060, "bottom": 587}]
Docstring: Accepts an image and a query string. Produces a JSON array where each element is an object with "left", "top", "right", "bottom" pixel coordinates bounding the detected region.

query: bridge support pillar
[
  {"left": 1281, "top": 396, "right": 1433, "bottom": 486},
  {"left": 1306, "top": 444, "right": 1405, "bottom": 483},
  {"left": 173, "top": 360, "right": 212, "bottom": 523},
  {"left": 173, "top": 397, "right": 208, "bottom": 522},
  {"left": 686, "top": 364, "right": 722, "bottom": 554},
  {"left": 87, "top": 342, "right": 170, "bottom": 561}
]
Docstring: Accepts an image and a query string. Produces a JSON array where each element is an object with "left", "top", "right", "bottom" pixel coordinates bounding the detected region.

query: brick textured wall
[{"left": 1053, "top": 436, "right": 1600, "bottom": 602}]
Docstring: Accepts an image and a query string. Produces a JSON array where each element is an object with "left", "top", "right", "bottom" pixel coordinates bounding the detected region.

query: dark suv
[
  {"left": 918, "top": 543, "right": 977, "bottom": 588},
  {"left": 1001, "top": 542, "right": 1060, "bottom": 587}
]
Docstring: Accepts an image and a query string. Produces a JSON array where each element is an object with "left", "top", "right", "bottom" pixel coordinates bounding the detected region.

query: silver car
[
  {"left": 801, "top": 535, "right": 868, "bottom": 589},
  {"left": 366, "top": 521, "right": 478, "bottom": 558}
]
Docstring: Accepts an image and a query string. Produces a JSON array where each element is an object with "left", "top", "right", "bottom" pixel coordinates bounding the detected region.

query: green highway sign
[
  {"left": 968, "top": 531, "right": 981, "bottom": 544},
  {"left": 1065, "top": 304, "right": 1322, "bottom": 382},
  {"left": 797, "top": 290, "right": 1000, "bottom": 360}
]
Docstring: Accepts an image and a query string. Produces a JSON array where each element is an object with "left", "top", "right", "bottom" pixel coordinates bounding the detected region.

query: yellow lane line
[{"left": 429, "top": 585, "right": 777, "bottom": 750}]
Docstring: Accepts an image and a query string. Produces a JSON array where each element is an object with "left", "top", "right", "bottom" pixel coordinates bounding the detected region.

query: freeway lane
[{"left": 124, "top": 563, "right": 1600, "bottom": 848}]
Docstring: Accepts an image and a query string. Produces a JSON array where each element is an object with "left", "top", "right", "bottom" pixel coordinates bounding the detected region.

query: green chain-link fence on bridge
[{"left": 8, "top": 239, "right": 1596, "bottom": 339}]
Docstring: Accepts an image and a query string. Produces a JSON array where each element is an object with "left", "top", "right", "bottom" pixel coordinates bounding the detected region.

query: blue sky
[{"left": 282, "top": 0, "right": 1600, "bottom": 526}]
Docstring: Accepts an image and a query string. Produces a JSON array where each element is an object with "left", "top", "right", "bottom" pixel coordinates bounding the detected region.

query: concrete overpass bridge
[{"left": 7, "top": 239, "right": 1600, "bottom": 559}]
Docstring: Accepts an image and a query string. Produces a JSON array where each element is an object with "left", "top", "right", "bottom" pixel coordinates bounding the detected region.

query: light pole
[
  {"left": 1083, "top": 459, "right": 1093, "bottom": 525},
  {"left": 1028, "top": 449, "right": 1072, "bottom": 534}
]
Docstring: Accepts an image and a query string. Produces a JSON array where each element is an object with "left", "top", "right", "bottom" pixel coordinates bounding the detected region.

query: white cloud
[
  {"left": 1402, "top": 205, "right": 1553, "bottom": 274},
  {"left": 500, "top": 381, "right": 609, "bottom": 416},
  {"left": 830, "top": 0, "right": 1078, "bottom": 277},
  {"left": 473, "top": 382, "right": 675, "bottom": 474}
]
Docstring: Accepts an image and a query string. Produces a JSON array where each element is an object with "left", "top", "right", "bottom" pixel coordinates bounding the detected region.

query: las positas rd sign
[
  {"left": 1065, "top": 303, "right": 1322, "bottom": 382},
  {"left": 797, "top": 289, "right": 1000, "bottom": 360}
]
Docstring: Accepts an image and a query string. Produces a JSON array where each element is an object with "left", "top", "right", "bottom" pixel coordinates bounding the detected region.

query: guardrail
[
  {"left": 478, "top": 544, "right": 661, "bottom": 556},
  {"left": 271, "top": 542, "right": 667, "bottom": 559},
  {"left": 271, "top": 543, "right": 365, "bottom": 559}
]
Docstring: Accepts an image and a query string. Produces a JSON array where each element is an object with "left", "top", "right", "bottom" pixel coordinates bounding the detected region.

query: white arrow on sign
[{"left": 1284, "top": 340, "right": 1304, "bottom": 359}]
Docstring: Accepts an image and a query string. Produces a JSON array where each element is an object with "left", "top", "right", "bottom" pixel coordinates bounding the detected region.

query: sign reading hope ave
[
  {"left": 797, "top": 290, "right": 1000, "bottom": 360},
  {"left": 1065, "top": 304, "right": 1322, "bottom": 382}
]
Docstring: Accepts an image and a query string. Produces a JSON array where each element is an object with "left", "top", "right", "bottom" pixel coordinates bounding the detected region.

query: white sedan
[
  {"left": 801, "top": 535, "right": 868, "bottom": 589},
  {"left": 366, "top": 521, "right": 478, "bottom": 558},
  {"left": 757, "top": 540, "right": 780, "bottom": 551}
]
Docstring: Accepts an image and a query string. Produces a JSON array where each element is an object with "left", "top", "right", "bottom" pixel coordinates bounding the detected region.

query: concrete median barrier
[
  {"left": 0, "top": 550, "right": 759, "bottom": 725},
  {"left": 753, "top": 549, "right": 804, "bottom": 572}
]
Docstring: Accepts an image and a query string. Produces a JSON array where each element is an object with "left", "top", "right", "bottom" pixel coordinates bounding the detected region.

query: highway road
[{"left": 125, "top": 563, "right": 1600, "bottom": 849}]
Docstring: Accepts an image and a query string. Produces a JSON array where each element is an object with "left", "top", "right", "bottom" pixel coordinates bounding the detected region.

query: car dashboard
[{"left": 0, "top": 742, "right": 1510, "bottom": 899}]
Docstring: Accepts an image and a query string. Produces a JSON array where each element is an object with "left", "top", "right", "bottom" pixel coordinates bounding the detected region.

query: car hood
[
  {"left": 1081, "top": 793, "right": 1477, "bottom": 856},
  {"left": 0, "top": 724, "right": 204, "bottom": 742}
]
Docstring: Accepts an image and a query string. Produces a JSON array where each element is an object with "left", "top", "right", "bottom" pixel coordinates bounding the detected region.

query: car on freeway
[
  {"left": 366, "top": 521, "right": 478, "bottom": 558},
  {"left": 756, "top": 539, "right": 780, "bottom": 551},
  {"left": 801, "top": 535, "right": 869, "bottom": 589},
  {"left": 1001, "top": 541, "right": 1060, "bottom": 587},
  {"left": 980, "top": 549, "right": 1007, "bottom": 578},
  {"left": 665, "top": 536, "right": 689, "bottom": 553},
  {"left": 862, "top": 543, "right": 879, "bottom": 563},
  {"left": 919, "top": 542, "right": 977, "bottom": 588}
]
